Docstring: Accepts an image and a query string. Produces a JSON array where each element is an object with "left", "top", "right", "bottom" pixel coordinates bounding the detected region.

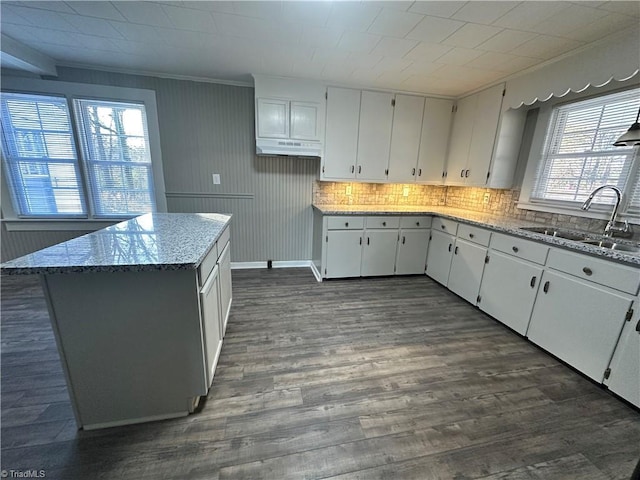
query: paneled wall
[{"left": 1, "top": 67, "right": 318, "bottom": 262}]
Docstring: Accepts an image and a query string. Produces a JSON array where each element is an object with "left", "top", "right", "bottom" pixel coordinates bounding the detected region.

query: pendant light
[{"left": 614, "top": 107, "right": 640, "bottom": 146}]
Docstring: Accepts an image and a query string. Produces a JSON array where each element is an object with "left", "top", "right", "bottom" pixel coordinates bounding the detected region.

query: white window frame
[
  {"left": 1, "top": 78, "right": 166, "bottom": 231},
  {"left": 519, "top": 84, "right": 640, "bottom": 224}
]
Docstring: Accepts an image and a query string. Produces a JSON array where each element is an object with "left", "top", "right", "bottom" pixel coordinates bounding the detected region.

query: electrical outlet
[
  {"left": 346, "top": 185, "right": 352, "bottom": 195},
  {"left": 403, "top": 186, "right": 410, "bottom": 197},
  {"left": 483, "top": 192, "right": 490, "bottom": 204},
  {"left": 212, "top": 174, "right": 221, "bottom": 185}
]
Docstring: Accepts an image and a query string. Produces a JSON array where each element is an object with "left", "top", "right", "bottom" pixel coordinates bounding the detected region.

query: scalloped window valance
[{"left": 504, "top": 27, "right": 639, "bottom": 110}]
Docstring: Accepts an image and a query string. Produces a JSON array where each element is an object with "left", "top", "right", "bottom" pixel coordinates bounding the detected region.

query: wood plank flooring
[{"left": 1, "top": 268, "right": 638, "bottom": 479}]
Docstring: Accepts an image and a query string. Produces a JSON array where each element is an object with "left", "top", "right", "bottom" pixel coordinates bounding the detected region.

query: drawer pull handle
[
  {"left": 543, "top": 281, "right": 550, "bottom": 293},
  {"left": 454, "top": 246, "right": 459, "bottom": 255},
  {"left": 530, "top": 276, "right": 536, "bottom": 288},
  {"left": 469, "top": 233, "right": 474, "bottom": 238},
  {"left": 465, "top": 169, "right": 470, "bottom": 178},
  {"left": 418, "top": 168, "right": 422, "bottom": 176},
  {"left": 441, "top": 225, "right": 446, "bottom": 230},
  {"left": 412, "top": 168, "right": 416, "bottom": 175},
  {"left": 402, "top": 236, "right": 406, "bottom": 244},
  {"left": 416, "top": 222, "right": 420, "bottom": 226},
  {"left": 358, "top": 165, "right": 362, "bottom": 174},
  {"left": 351, "top": 165, "right": 355, "bottom": 174},
  {"left": 448, "top": 243, "right": 452, "bottom": 252},
  {"left": 460, "top": 169, "right": 465, "bottom": 177},
  {"left": 582, "top": 267, "right": 593, "bottom": 276},
  {"left": 512, "top": 246, "right": 519, "bottom": 253},
  {"left": 382, "top": 221, "right": 386, "bottom": 226},
  {"left": 345, "top": 222, "right": 349, "bottom": 227},
  {"left": 359, "top": 237, "right": 362, "bottom": 245}
]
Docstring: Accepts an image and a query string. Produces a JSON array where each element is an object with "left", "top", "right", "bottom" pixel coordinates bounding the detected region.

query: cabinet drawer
[
  {"left": 365, "top": 216, "right": 400, "bottom": 229},
  {"left": 457, "top": 224, "right": 491, "bottom": 247},
  {"left": 198, "top": 242, "right": 219, "bottom": 286},
  {"left": 432, "top": 217, "right": 458, "bottom": 235},
  {"left": 490, "top": 233, "right": 549, "bottom": 265},
  {"left": 400, "top": 216, "right": 432, "bottom": 229},
  {"left": 218, "top": 225, "right": 231, "bottom": 252},
  {"left": 547, "top": 248, "right": 640, "bottom": 295},
  {"left": 327, "top": 216, "right": 364, "bottom": 230}
]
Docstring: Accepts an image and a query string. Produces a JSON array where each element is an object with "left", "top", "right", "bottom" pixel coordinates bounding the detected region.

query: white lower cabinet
[
  {"left": 447, "top": 238, "right": 487, "bottom": 304},
  {"left": 362, "top": 230, "right": 399, "bottom": 276},
  {"left": 325, "top": 230, "right": 363, "bottom": 278},
  {"left": 396, "top": 229, "right": 430, "bottom": 275},
  {"left": 200, "top": 265, "right": 222, "bottom": 388},
  {"left": 478, "top": 251, "right": 543, "bottom": 335},
  {"left": 425, "top": 229, "right": 455, "bottom": 286},
  {"left": 604, "top": 296, "right": 640, "bottom": 407},
  {"left": 527, "top": 269, "right": 633, "bottom": 382}
]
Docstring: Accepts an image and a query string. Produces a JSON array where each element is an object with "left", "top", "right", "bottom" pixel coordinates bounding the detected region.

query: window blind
[
  {"left": 0, "top": 93, "right": 86, "bottom": 216},
  {"left": 74, "top": 99, "right": 155, "bottom": 217},
  {"left": 532, "top": 88, "right": 640, "bottom": 207}
]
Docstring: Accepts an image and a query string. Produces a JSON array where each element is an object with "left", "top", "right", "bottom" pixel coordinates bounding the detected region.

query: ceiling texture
[{"left": 1, "top": 1, "right": 639, "bottom": 97}]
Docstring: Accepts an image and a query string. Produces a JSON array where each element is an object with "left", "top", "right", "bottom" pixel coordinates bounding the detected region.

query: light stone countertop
[
  {"left": 1, "top": 213, "right": 232, "bottom": 275},
  {"left": 313, "top": 204, "right": 640, "bottom": 267}
]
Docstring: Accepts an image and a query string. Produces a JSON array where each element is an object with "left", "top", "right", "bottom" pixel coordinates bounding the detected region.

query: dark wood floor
[{"left": 1, "top": 269, "right": 638, "bottom": 479}]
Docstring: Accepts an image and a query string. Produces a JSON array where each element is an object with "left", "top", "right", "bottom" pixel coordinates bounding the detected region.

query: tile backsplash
[{"left": 313, "top": 181, "right": 615, "bottom": 234}]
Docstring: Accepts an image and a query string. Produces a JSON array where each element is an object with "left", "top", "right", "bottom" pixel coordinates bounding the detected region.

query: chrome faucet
[{"left": 581, "top": 185, "right": 632, "bottom": 238}]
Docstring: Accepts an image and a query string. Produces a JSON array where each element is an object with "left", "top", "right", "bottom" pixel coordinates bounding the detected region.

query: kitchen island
[{"left": 1, "top": 213, "right": 232, "bottom": 430}]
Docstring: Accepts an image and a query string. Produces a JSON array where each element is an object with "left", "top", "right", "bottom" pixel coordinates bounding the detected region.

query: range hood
[{"left": 256, "top": 138, "right": 322, "bottom": 158}]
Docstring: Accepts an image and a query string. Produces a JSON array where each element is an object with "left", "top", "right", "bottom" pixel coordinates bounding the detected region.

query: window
[
  {"left": 530, "top": 87, "right": 640, "bottom": 214},
  {"left": 1, "top": 92, "right": 157, "bottom": 219}
]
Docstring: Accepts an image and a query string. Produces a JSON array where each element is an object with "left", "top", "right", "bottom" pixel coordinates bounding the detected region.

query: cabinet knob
[
  {"left": 416, "top": 222, "right": 420, "bottom": 226},
  {"left": 512, "top": 246, "right": 519, "bottom": 253},
  {"left": 582, "top": 267, "right": 593, "bottom": 276},
  {"left": 345, "top": 222, "right": 349, "bottom": 227},
  {"left": 469, "top": 233, "right": 474, "bottom": 238},
  {"left": 382, "top": 221, "right": 386, "bottom": 226},
  {"left": 441, "top": 225, "right": 446, "bottom": 230}
]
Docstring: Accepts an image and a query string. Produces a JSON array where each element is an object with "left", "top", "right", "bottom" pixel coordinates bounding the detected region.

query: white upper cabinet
[
  {"left": 323, "top": 87, "right": 361, "bottom": 180},
  {"left": 290, "top": 101, "right": 320, "bottom": 141},
  {"left": 387, "top": 94, "right": 425, "bottom": 183},
  {"left": 253, "top": 74, "right": 325, "bottom": 156},
  {"left": 417, "top": 98, "right": 454, "bottom": 184},
  {"left": 257, "top": 98, "right": 289, "bottom": 138},
  {"left": 356, "top": 91, "right": 394, "bottom": 182},
  {"left": 445, "top": 83, "right": 505, "bottom": 187}
]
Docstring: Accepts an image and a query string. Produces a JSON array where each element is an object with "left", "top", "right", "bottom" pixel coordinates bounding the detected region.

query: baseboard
[
  {"left": 230, "top": 260, "right": 313, "bottom": 270},
  {"left": 309, "top": 263, "right": 323, "bottom": 282}
]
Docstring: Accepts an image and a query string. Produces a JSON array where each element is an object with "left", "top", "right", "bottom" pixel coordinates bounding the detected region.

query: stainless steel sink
[
  {"left": 520, "top": 226, "right": 589, "bottom": 242},
  {"left": 580, "top": 239, "right": 640, "bottom": 253}
]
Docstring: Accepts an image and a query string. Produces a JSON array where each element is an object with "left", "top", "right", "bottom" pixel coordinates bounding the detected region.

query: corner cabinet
[{"left": 444, "top": 83, "right": 525, "bottom": 188}]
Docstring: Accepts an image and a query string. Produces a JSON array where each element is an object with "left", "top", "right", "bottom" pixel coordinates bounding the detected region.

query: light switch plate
[{"left": 212, "top": 174, "right": 221, "bottom": 185}]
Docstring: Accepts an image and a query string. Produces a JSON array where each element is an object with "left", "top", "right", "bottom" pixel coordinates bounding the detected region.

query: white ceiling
[{"left": 1, "top": 1, "right": 639, "bottom": 97}]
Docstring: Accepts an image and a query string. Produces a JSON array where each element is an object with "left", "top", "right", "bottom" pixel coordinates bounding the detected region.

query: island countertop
[
  {"left": 313, "top": 204, "right": 640, "bottom": 267},
  {"left": 1, "top": 213, "right": 232, "bottom": 275}
]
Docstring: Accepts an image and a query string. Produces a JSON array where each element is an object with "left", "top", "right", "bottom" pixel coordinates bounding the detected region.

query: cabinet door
[
  {"left": 387, "top": 94, "right": 425, "bottom": 183},
  {"left": 417, "top": 98, "right": 453, "bottom": 184},
  {"left": 445, "top": 94, "right": 476, "bottom": 186},
  {"left": 325, "top": 230, "right": 362, "bottom": 278},
  {"left": 361, "top": 229, "right": 398, "bottom": 277},
  {"left": 426, "top": 229, "right": 455, "bottom": 286},
  {"left": 466, "top": 83, "right": 504, "bottom": 186},
  {"left": 257, "top": 98, "right": 289, "bottom": 138},
  {"left": 357, "top": 91, "right": 393, "bottom": 182},
  {"left": 200, "top": 266, "right": 222, "bottom": 387},
  {"left": 217, "top": 241, "right": 232, "bottom": 337},
  {"left": 395, "top": 229, "right": 430, "bottom": 275},
  {"left": 604, "top": 300, "right": 640, "bottom": 407},
  {"left": 528, "top": 270, "right": 633, "bottom": 382},
  {"left": 290, "top": 101, "right": 319, "bottom": 141},
  {"left": 448, "top": 238, "right": 487, "bottom": 304},
  {"left": 323, "top": 87, "right": 360, "bottom": 180},
  {"left": 478, "top": 251, "right": 542, "bottom": 335}
]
